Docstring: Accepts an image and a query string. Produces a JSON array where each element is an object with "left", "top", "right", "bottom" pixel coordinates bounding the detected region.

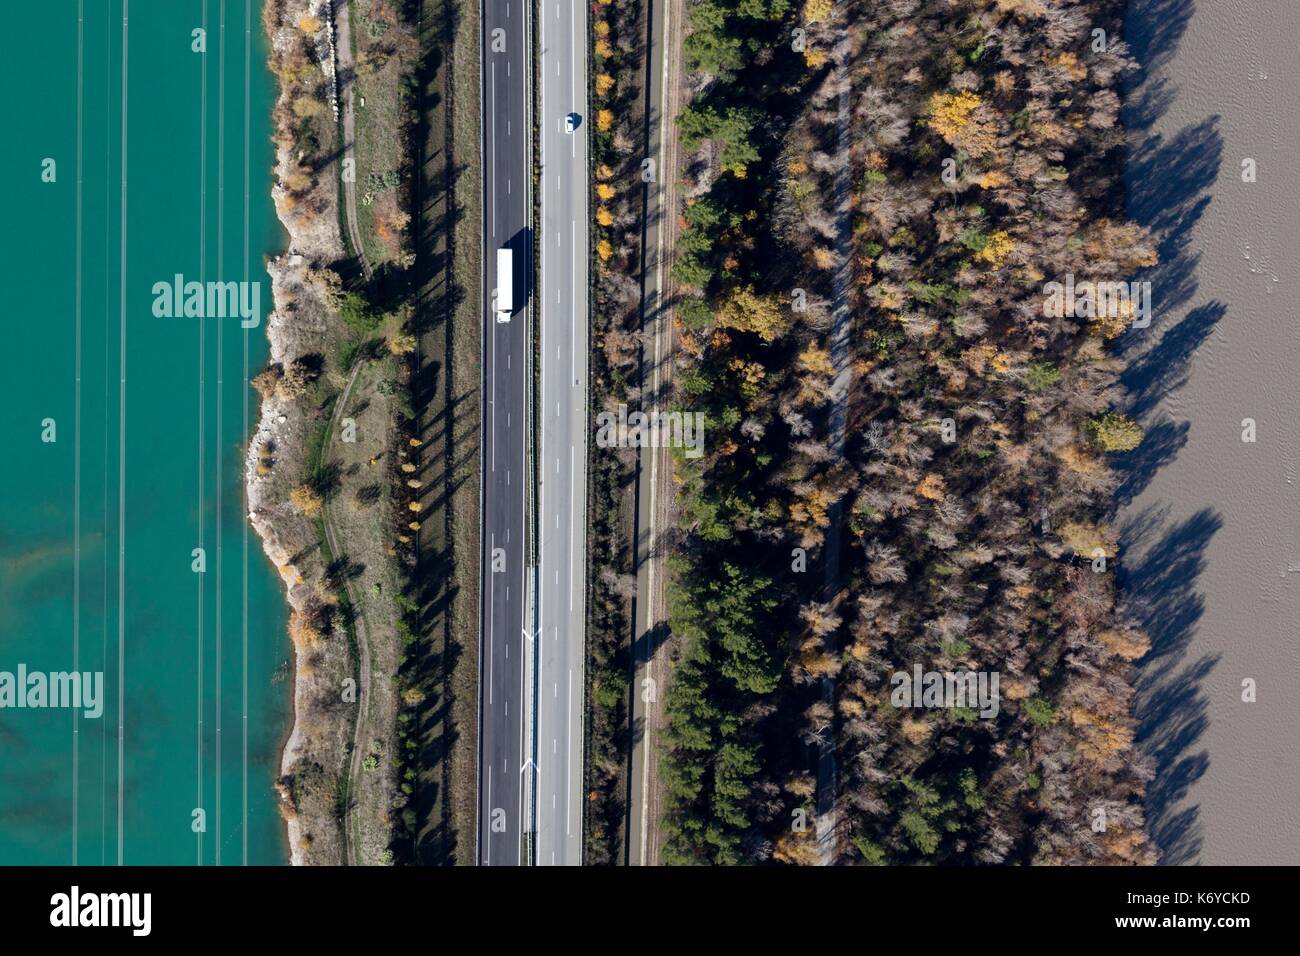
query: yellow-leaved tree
[
  {"left": 925, "top": 91, "right": 998, "bottom": 158},
  {"left": 290, "top": 484, "right": 322, "bottom": 516},
  {"left": 803, "top": 0, "right": 834, "bottom": 23},
  {"left": 714, "top": 286, "right": 790, "bottom": 343}
]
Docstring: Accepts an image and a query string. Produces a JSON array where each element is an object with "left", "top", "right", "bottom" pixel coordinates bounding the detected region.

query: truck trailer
[{"left": 496, "top": 247, "right": 513, "bottom": 322}]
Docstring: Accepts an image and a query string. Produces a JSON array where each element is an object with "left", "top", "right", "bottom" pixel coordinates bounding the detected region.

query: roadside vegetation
[
  {"left": 584, "top": 0, "right": 647, "bottom": 865},
  {"left": 406, "top": 0, "right": 483, "bottom": 866},
  {"left": 657, "top": 0, "right": 1156, "bottom": 865}
]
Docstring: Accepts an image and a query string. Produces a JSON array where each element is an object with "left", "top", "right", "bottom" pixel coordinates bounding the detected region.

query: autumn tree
[
  {"left": 714, "top": 286, "right": 789, "bottom": 343},
  {"left": 290, "top": 484, "right": 323, "bottom": 516},
  {"left": 1087, "top": 412, "right": 1144, "bottom": 452}
]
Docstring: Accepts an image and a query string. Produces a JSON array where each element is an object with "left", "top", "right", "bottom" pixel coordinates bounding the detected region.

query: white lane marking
[
  {"left": 491, "top": 324, "right": 497, "bottom": 471},
  {"left": 484, "top": 765, "right": 493, "bottom": 860},
  {"left": 516, "top": 582, "right": 527, "bottom": 868},
  {"left": 490, "top": 62, "right": 497, "bottom": 235},
  {"left": 567, "top": 670, "right": 573, "bottom": 838},
  {"left": 570, "top": 444, "right": 575, "bottom": 614},
  {"left": 572, "top": 220, "right": 577, "bottom": 379},
  {"left": 571, "top": 1, "right": 577, "bottom": 159}
]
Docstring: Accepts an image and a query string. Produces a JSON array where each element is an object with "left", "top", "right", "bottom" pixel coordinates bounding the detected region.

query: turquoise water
[{"left": 0, "top": 0, "right": 289, "bottom": 864}]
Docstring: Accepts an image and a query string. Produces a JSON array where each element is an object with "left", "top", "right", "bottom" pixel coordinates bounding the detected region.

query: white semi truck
[{"left": 496, "top": 247, "right": 513, "bottom": 322}]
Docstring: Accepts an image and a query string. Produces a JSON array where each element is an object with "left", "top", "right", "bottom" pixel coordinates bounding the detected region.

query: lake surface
[{"left": 0, "top": 0, "right": 290, "bottom": 865}]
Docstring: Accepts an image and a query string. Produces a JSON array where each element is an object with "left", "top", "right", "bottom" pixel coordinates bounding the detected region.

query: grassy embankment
[
  {"left": 349, "top": 0, "right": 420, "bottom": 271},
  {"left": 404, "top": 0, "right": 482, "bottom": 865}
]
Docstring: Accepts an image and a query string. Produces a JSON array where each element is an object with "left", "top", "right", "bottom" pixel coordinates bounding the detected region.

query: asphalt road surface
[
  {"left": 477, "top": 0, "right": 531, "bottom": 867},
  {"left": 535, "top": 0, "right": 589, "bottom": 867}
]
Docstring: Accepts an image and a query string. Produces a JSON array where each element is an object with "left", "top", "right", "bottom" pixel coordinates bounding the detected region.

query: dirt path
[
  {"left": 643, "top": 0, "right": 685, "bottom": 866},
  {"left": 323, "top": 359, "right": 373, "bottom": 866},
  {"left": 629, "top": 0, "right": 685, "bottom": 867},
  {"left": 333, "top": 0, "right": 372, "bottom": 278}
]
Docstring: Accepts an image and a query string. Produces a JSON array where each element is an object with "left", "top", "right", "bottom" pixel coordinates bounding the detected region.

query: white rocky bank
[{"left": 248, "top": 1, "right": 345, "bottom": 865}]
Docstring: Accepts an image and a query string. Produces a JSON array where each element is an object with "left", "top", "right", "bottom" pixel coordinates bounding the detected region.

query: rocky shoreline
[{"left": 249, "top": 0, "right": 351, "bottom": 865}]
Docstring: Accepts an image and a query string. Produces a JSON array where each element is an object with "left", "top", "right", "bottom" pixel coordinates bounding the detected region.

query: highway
[
  {"left": 477, "top": 0, "right": 531, "bottom": 866},
  {"left": 535, "top": 0, "right": 589, "bottom": 866}
]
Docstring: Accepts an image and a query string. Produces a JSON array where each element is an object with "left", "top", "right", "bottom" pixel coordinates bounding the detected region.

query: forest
[{"left": 655, "top": 0, "right": 1156, "bottom": 864}]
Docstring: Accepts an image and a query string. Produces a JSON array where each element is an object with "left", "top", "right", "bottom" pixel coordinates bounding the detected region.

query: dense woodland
[{"left": 658, "top": 0, "right": 1156, "bottom": 864}]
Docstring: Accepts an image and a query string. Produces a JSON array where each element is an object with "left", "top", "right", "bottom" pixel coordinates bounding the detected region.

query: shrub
[
  {"left": 1023, "top": 697, "right": 1058, "bottom": 726},
  {"left": 338, "top": 292, "right": 381, "bottom": 335},
  {"left": 1024, "top": 361, "right": 1060, "bottom": 392},
  {"left": 1087, "top": 412, "right": 1143, "bottom": 452},
  {"left": 290, "top": 484, "right": 323, "bottom": 516}
]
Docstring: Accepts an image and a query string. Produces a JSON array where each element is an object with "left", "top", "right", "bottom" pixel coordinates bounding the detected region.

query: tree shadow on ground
[
  {"left": 1118, "top": 505, "right": 1221, "bottom": 865},
  {"left": 1118, "top": 0, "right": 1221, "bottom": 865}
]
